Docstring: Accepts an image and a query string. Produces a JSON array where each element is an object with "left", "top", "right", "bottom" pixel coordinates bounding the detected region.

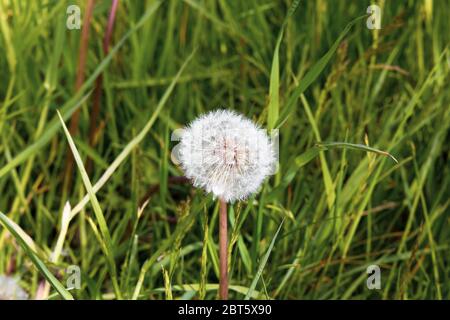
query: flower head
[{"left": 178, "top": 109, "right": 276, "bottom": 202}]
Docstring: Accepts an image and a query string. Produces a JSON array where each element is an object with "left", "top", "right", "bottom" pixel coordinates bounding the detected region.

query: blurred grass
[{"left": 0, "top": 0, "right": 449, "bottom": 300}]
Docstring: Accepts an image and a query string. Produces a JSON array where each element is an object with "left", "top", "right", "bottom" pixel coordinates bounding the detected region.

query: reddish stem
[
  {"left": 219, "top": 198, "right": 229, "bottom": 300},
  {"left": 64, "top": 0, "right": 95, "bottom": 189},
  {"left": 87, "top": 0, "right": 119, "bottom": 173}
]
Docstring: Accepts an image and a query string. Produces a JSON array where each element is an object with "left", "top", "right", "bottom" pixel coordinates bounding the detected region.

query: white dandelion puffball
[{"left": 178, "top": 109, "right": 276, "bottom": 203}]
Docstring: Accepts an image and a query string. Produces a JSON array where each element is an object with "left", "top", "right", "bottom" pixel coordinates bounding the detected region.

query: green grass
[{"left": 0, "top": 0, "right": 449, "bottom": 300}]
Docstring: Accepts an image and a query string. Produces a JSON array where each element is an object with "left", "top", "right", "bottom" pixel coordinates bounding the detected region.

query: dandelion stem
[{"left": 219, "top": 198, "right": 228, "bottom": 300}]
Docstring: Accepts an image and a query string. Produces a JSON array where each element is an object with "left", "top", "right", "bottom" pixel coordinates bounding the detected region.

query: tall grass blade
[
  {"left": 316, "top": 142, "right": 398, "bottom": 163},
  {"left": 69, "top": 49, "right": 196, "bottom": 219},
  {"left": 0, "top": 211, "right": 74, "bottom": 300},
  {"left": 267, "top": 0, "right": 301, "bottom": 130},
  {"left": 57, "top": 111, "right": 122, "bottom": 299},
  {"left": 276, "top": 15, "right": 366, "bottom": 128},
  {"left": 245, "top": 219, "right": 284, "bottom": 300}
]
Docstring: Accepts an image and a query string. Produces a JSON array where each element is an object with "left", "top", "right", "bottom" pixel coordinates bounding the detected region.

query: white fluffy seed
[{"left": 178, "top": 109, "right": 276, "bottom": 203}]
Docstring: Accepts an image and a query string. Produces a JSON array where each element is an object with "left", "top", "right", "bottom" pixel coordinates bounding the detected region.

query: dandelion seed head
[{"left": 178, "top": 109, "right": 276, "bottom": 202}]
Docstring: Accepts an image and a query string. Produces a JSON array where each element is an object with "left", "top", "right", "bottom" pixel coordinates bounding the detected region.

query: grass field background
[{"left": 0, "top": 0, "right": 449, "bottom": 300}]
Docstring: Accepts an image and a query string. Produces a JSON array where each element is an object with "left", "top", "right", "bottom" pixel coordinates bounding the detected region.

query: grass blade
[
  {"left": 0, "top": 1, "right": 163, "bottom": 180},
  {"left": 267, "top": 0, "right": 301, "bottom": 130},
  {"left": 276, "top": 15, "right": 366, "bottom": 128},
  {"left": 153, "top": 284, "right": 264, "bottom": 299},
  {"left": 316, "top": 142, "right": 398, "bottom": 163},
  {"left": 69, "top": 49, "right": 196, "bottom": 219},
  {"left": 0, "top": 92, "right": 91, "bottom": 179},
  {"left": 56, "top": 111, "right": 122, "bottom": 299},
  {"left": 0, "top": 211, "right": 74, "bottom": 300},
  {"left": 132, "top": 196, "right": 209, "bottom": 299},
  {"left": 245, "top": 219, "right": 284, "bottom": 300}
]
